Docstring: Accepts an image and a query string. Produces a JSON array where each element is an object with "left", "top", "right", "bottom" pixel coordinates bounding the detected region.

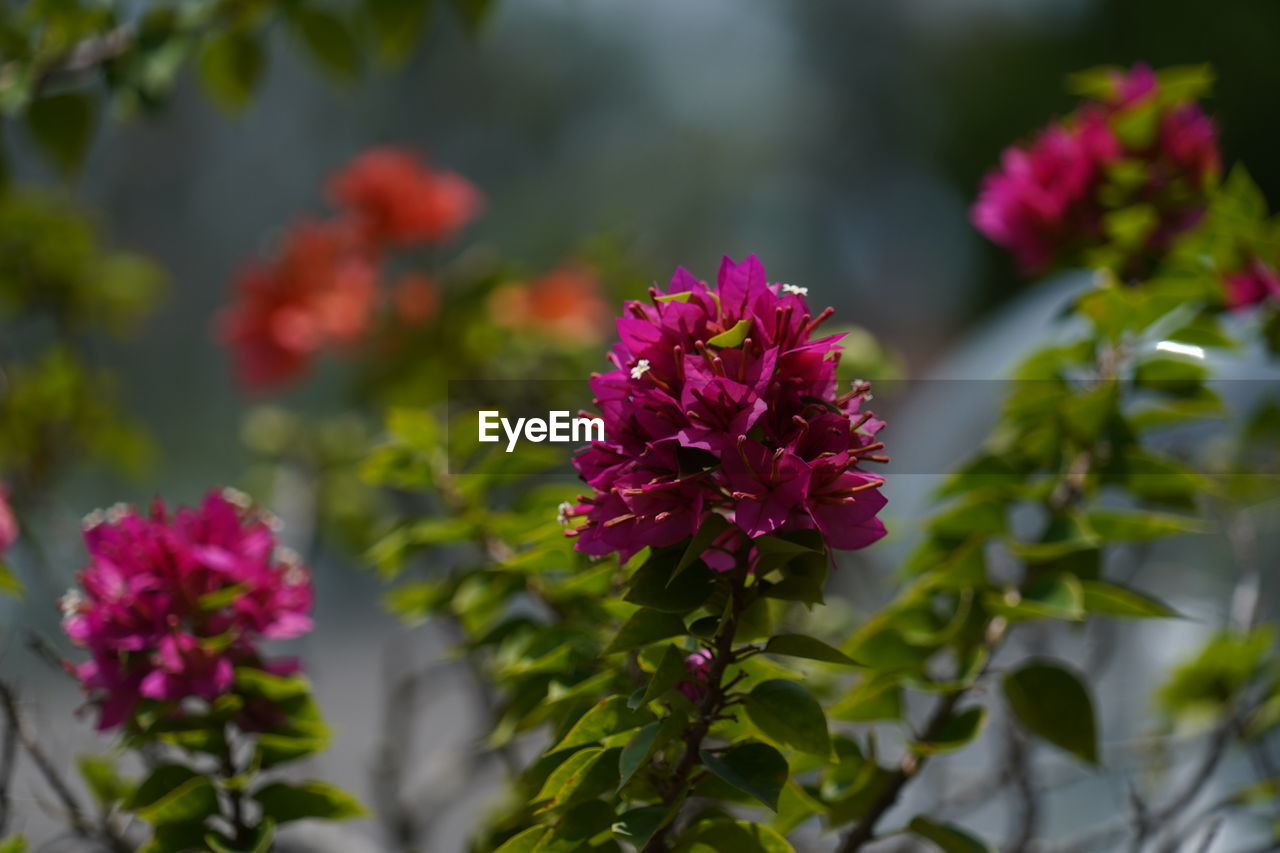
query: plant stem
[{"left": 641, "top": 558, "right": 752, "bottom": 852}]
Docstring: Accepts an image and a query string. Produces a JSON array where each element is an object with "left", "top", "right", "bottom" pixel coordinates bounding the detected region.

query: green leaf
[
  {"left": 604, "top": 609, "right": 686, "bottom": 654},
  {"left": 625, "top": 551, "right": 716, "bottom": 613},
  {"left": 127, "top": 765, "right": 218, "bottom": 826},
  {"left": 0, "top": 563, "right": 23, "bottom": 599},
  {"left": 26, "top": 92, "right": 96, "bottom": 175},
  {"left": 761, "top": 547, "right": 828, "bottom": 607},
  {"left": 1003, "top": 660, "right": 1098, "bottom": 764},
  {"left": 619, "top": 721, "right": 663, "bottom": 787},
  {"left": 288, "top": 6, "right": 361, "bottom": 80},
  {"left": 700, "top": 741, "right": 788, "bottom": 811},
  {"left": 763, "top": 634, "right": 859, "bottom": 667},
  {"left": 254, "top": 781, "right": 365, "bottom": 824},
  {"left": 534, "top": 747, "right": 621, "bottom": 812},
  {"left": 198, "top": 31, "right": 266, "bottom": 115},
  {"left": 908, "top": 816, "right": 993, "bottom": 853},
  {"left": 205, "top": 820, "right": 275, "bottom": 853},
  {"left": 366, "top": 0, "right": 432, "bottom": 65},
  {"left": 673, "top": 513, "right": 731, "bottom": 579},
  {"left": 1084, "top": 509, "right": 1208, "bottom": 541},
  {"left": 612, "top": 806, "right": 668, "bottom": 847},
  {"left": 1080, "top": 580, "right": 1179, "bottom": 619},
  {"left": 743, "top": 679, "right": 830, "bottom": 757},
  {"left": 448, "top": 0, "right": 495, "bottom": 34},
  {"left": 688, "top": 819, "right": 797, "bottom": 852},
  {"left": 0, "top": 837, "right": 26, "bottom": 853},
  {"left": 989, "top": 573, "right": 1084, "bottom": 622},
  {"left": 78, "top": 755, "right": 132, "bottom": 807},
  {"left": 707, "top": 318, "right": 752, "bottom": 348},
  {"left": 552, "top": 696, "right": 651, "bottom": 752},
  {"left": 493, "top": 826, "right": 549, "bottom": 852},
  {"left": 633, "top": 644, "right": 689, "bottom": 710},
  {"left": 912, "top": 706, "right": 987, "bottom": 755}
]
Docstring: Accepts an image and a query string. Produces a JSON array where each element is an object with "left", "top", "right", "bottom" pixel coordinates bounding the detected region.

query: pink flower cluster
[
  {"left": 1224, "top": 258, "right": 1280, "bottom": 310},
  {"left": 972, "top": 64, "right": 1220, "bottom": 274},
  {"left": 0, "top": 485, "right": 17, "bottom": 559},
  {"left": 565, "top": 255, "right": 887, "bottom": 564},
  {"left": 60, "top": 490, "right": 313, "bottom": 731}
]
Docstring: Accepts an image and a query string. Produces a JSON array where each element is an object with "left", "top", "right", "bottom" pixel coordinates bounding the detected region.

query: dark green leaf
[
  {"left": 688, "top": 818, "right": 797, "bottom": 852},
  {"left": 288, "top": 6, "right": 361, "bottom": 80},
  {"left": 626, "top": 551, "right": 715, "bottom": 613},
  {"left": 908, "top": 816, "right": 993, "bottom": 853},
  {"left": 764, "top": 634, "right": 859, "bottom": 667},
  {"left": 743, "top": 679, "right": 830, "bottom": 757},
  {"left": 198, "top": 31, "right": 265, "bottom": 115},
  {"left": 448, "top": 0, "right": 495, "bottom": 34},
  {"left": 912, "top": 706, "right": 987, "bottom": 755},
  {"left": 604, "top": 610, "right": 686, "bottom": 654},
  {"left": 1080, "top": 580, "right": 1179, "bottom": 619},
  {"left": 1003, "top": 660, "right": 1098, "bottom": 764},
  {"left": 552, "top": 696, "right": 651, "bottom": 752},
  {"left": 366, "top": 0, "right": 432, "bottom": 65},
  {"left": 26, "top": 92, "right": 96, "bottom": 175},
  {"left": 1085, "top": 509, "right": 1208, "bottom": 541},
  {"left": 612, "top": 806, "right": 669, "bottom": 847},
  {"left": 618, "top": 722, "right": 662, "bottom": 787},
  {"left": 127, "top": 765, "right": 218, "bottom": 826},
  {"left": 634, "top": 644, "right": 688, "bottom": 708},
  {"left": 254, "top": 781, "right": 364, "bottom": 824},
  {"left": 700, "top": 741, "right": 788, "bottom": 811}
]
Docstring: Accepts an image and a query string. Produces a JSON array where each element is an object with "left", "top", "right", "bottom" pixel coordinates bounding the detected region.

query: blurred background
[{"left": 3, "top": 0, "right": 1280, "bottom": 849}]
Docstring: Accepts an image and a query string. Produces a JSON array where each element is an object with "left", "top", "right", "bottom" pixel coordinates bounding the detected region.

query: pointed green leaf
[
  {"left": 764, "top": 634, "right": 859, "bottom": 667},
  {"left": 254, "top": 781, "right": 365, "bottom": 823},
  {"left": 198, "top": 31, "right": 265, "bottom": 115},
  {"left": 908, "top": 816, "right": 993, "bottom": 853},
  {"left": 553, "top": 696, "right": 651, "bottom": 752},
  {"left": 700, "top": 741, "right": 788, "bottom": 811},
  {"left": 1003, "top": 660, "right": 1098, "bottom": 764},
  {"left": 912, "top": 706, "right": 987, "bottom": 755},
  {"left": 744, "top": 679, "right": 830, "bottom": 757},
  {"left": 706, "top": 318, "right": 752, "bottom": 348},
  {"left": 604, "top": 610, "right": 686, "bottom": 654},
  {"left": 1080, "top": 580, "right": 1179, "bottom": 619},
  {"left": 26, "top": 92, "right": 96, "bottom": 175}
]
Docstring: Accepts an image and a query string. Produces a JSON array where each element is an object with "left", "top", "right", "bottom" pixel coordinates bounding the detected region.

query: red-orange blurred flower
[
  {"left": 218, "top": 221, "right": 378, "bottom": 389},
  {"left": 391, "top": 273, "right": 441, "bottom": 324},
  {"left": 488, "top": 266, "right": 610, "bottom": 344},
  {"left": 328, "top": 147, "right": 482, "bottom": 248}
]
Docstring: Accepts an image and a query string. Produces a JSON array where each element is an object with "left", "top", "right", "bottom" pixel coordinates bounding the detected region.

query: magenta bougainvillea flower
[
  {"left": 564, "top": 255, "right": 887, "bottom": 564},
  {"left": 0, "top": 485, "right": 17, "bottom": 558},
  {"left": 678, "top": 649, "right": 714, "bottom": 702},
  {"left": 1224, "top": 258, "right": 1280, "bottom": 310},
  {"left": 972, "top": 63, "right": 1220, "bottom": 274},
  {"left": 60, "top": 489, "right": 313, "bottom": 731}
]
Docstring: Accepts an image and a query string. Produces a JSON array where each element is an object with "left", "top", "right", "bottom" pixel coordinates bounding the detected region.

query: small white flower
[
  {"left": 221, "top": 487, "right": 252, "bottom": 509},
  {"left": 59, "top": 588, "right": 84, "bottom": 621},
  {"left": 630, "top": 359, "right": 652, "bottom": 380},
  {"left": 557, "top": 501, "right": 573, "bottom": 526},
  {"left": 780, "top": 283, "right": 808, "bottom": 296}
]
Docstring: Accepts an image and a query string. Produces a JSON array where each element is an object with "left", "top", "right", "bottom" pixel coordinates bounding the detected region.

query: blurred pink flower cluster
[
  {"left": 972, "top": 64, "right": 1219, "bottom": 275},
  {"left": 219, "top": 148, "right": 481, "bottom": 390},
  {"left": 1223, "top": 258, "right": 1280, "bottom": 310},
  {"left": 61, "top": 489, "right": 313, "bottom": 731},
  {"left": 0, "top": 485, "right": 17, "bottom": 559},
  {"left": 565, "top": 255, "right": 887, "bottom": 565}
]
